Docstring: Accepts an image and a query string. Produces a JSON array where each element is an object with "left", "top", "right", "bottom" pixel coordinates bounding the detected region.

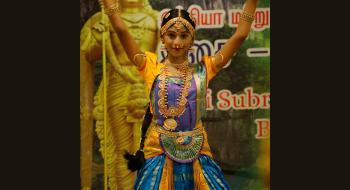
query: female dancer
[{"left": 100, "top": 0, "right": 258, "bottom": 189}]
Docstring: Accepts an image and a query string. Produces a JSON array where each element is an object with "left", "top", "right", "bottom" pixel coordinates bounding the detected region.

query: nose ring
[{"left": 174, "top": 44, "right": 183, "bottom": 48}]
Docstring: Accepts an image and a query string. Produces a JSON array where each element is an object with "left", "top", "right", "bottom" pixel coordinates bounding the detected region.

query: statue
[{"left": 80, "top": 0, "right": 159, "bottom": 189}]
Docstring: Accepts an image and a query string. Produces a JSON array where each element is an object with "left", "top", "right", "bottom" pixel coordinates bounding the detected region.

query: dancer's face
[{"left": 162, "top": 22, "right": 193, "bottom": 58}]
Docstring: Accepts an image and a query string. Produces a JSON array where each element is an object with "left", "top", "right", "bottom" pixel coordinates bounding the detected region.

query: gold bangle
[
  {"left": 240, "top": 10, "right": 255, "bottom": 23},
  {"left": 133, "top": 53, "right": 146, "bottom": 63},
  {"left": 105, "top": 3, "right": 120, "bottom": 16},
  {"left": 217, "top": 50, "right": 224, "bottom": 63}
]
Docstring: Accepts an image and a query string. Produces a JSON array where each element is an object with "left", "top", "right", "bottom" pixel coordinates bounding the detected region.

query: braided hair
[{"left": 123, "top": 75, "right": 158, "bottom": 172}]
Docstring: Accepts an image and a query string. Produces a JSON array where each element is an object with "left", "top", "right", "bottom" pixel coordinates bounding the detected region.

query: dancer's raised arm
[
  {"left": 101, "top": 0, "right": 146, "bottom": 69},
  {"left": 212, "top": 0, "right": 258, "bottom": 70}
]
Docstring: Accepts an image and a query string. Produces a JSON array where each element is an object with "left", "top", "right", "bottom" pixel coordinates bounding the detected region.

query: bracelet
[
  {"left": 240, "top": 10, "right": 255, "bottom": 23},
  {"left": 211, "top": 51, "right": 224, "bottom": 65},
  {"left": 105, "top": 3, "right": 120, "bottom": 16},
  {"left": 133, "top": 53, "right": 146, "bottom": 63},
  {"left": 217, "top": 50, "right": 224, "bottom": 63}
]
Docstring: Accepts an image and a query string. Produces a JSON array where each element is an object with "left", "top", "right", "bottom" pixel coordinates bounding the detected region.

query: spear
[{"left": 98, "top": 1, "right": 108, "bottom": 190}]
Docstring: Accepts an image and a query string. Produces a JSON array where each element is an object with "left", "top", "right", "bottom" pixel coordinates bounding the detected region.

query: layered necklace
[{"left": 158, "top": 59, "right": 193, "bottom": 131}]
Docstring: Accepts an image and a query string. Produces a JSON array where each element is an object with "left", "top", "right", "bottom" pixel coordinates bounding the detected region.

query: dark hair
[
  {"left": 161, "top": 9, "right": 196, "bottom": 30},
  {"left": 123, "top": 75, "right": 158, "bottom": 172}
]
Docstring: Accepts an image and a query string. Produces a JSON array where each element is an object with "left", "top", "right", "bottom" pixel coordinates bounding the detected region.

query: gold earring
[
  {"left": 188, "top": 47, "right": 194, "bottom": 53},
  {"left": 161, "top": 44, "right": 166, "bottom": 51}
]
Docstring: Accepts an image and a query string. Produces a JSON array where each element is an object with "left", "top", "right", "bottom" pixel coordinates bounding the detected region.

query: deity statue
[{"left": 80, "top": 0, "right": 159, "bottom": 189}]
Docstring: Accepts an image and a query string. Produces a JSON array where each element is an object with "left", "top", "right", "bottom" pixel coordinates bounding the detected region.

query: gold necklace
[
  {"left": 167, "top": 58, "right": 188, "bottom": 69},
  {"left": 164, "top": 59, "right": 188, "bottom": 76},
  {"left": 158, "top": 59, "right": 193, "bottom": 130}
]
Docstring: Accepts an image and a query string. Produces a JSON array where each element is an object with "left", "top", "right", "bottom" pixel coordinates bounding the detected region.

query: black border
[
  {"left": 1, "top": 1, "right": 80, "bottom": 189},
  {"left": 2, "top": 0, "right": 349, "bottom": 189},
  {"left": 272, "top": 0, "right": 349, "bottom": 189}
]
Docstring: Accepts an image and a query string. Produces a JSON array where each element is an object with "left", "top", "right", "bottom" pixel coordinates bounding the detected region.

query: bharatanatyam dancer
[{"left": 100, "top": 0, "right": 258, "bottom": 189}]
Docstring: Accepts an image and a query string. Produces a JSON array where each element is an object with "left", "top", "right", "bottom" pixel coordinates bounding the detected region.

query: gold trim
[{"left": 155, "top": 125, "right": 203, "bottom": 137}]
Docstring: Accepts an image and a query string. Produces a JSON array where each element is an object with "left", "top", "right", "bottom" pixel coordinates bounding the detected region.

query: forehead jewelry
[
  {"left": 161, "top": 10, "right": 195, "bottom": 37},
  {"left": 175, "top": 9, "right": 182, "bottom": 32},
  {"left": 161, "top": 17, "right": 195, "bottom": 37},
  {"left": 174, "top": 21, "right": 182, "bottom": 32}
]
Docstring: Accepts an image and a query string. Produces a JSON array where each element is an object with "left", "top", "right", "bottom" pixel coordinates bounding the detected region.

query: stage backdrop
[{"left": 80, "top": 0, "right": 270, "bottom": 189}]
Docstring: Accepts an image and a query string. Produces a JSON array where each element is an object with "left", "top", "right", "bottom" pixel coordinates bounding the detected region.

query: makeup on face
[{"left": 164, "top": 24, "right": 192, "bottom": 52}]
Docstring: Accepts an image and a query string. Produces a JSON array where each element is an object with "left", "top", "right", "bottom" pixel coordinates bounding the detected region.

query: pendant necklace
[{"left": 158, "top": 59, "right": 193, "bottom": 130}]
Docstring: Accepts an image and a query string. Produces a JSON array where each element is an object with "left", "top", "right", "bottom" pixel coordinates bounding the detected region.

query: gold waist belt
[{"left": 156, "top": 125, "right": 204, "bottom": 163}]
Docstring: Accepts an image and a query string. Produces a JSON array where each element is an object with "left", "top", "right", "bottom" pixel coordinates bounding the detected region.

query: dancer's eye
[
  {"left": 180, "top": 33, "right": 190, "bottom": 39},
  {"left": 166, "top": 32, "right": 176, "bottom": 39}
]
